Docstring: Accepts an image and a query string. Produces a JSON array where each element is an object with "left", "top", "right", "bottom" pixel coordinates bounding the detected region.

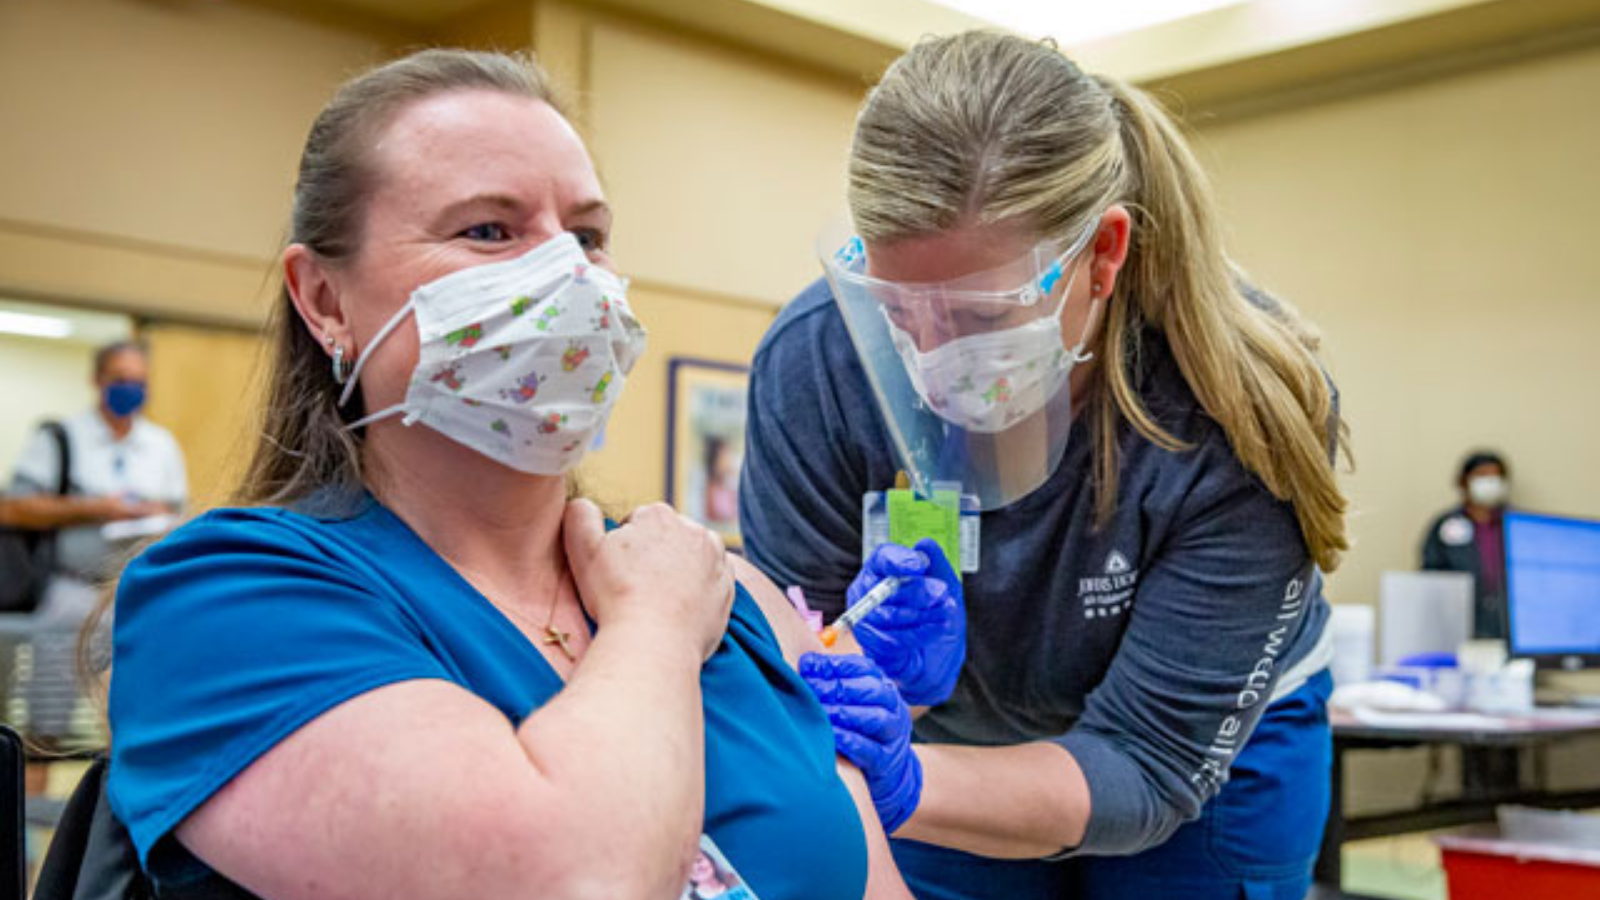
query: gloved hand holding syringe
[
  {"left": 819, "top": 576, "right": 903, "bottom": 648},
  {"left": 799, "top": 538, "right": 967, "bottom": 835},
  {"left": 818, "top": 539, "right": 966, "bottom": 706}
]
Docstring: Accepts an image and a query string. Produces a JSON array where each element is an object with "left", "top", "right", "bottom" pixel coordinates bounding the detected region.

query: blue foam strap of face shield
[
  {"left": 837, "top": 236, "right": 866, "bottom": 268},
  {"left": 1038, "top": 261, "right": 1064, "bottom": 296}
]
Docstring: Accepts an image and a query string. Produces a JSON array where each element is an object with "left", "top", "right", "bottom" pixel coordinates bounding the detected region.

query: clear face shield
[{"left": 820, "top": 215, "right": 1102, "bottom": 510}]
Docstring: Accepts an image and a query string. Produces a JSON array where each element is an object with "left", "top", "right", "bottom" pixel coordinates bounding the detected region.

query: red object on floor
[{"left": 1437, "top": 833, "right": 1600, "bottom": 900}]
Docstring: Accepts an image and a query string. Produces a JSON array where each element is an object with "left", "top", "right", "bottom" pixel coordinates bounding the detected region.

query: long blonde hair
[{"left": 848, "top": 31, "right": 1349, "bottom": 571}]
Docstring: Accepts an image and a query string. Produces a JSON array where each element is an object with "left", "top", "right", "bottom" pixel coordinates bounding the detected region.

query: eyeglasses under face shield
[{"left": 825, "top": 218, "right": 1100, "bottom": 350}]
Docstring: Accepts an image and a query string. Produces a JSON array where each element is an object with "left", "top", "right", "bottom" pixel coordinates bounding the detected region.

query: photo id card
[
  {"left": 680, "top": 834, "right": 760, "bottom": 900},
  {"left": 862, "top": 485, "right": 979, "bottom": 574}
]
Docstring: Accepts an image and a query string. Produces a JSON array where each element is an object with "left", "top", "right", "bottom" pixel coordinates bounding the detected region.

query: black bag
[
  {"left": 0, "top": 421, "right": 72, "bottom": 613},
  {"left": 34, "top": 756, "right": 261, "bottom": 900},
  {"left": 32, "top": 756, "right": 153, "bottom": 900}
]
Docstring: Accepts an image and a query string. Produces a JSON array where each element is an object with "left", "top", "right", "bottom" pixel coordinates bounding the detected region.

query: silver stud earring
[
  {"left": 1092, "top": 282, "right": 1104, "bottom": 298},
  {"left": 331, "top": 344, "right": 352, "bottom": 385}
]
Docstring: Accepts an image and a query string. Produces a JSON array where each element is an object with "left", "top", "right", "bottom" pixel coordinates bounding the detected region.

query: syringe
[{"left": 819, "top": 577, "right": 902, "bottom": 648}]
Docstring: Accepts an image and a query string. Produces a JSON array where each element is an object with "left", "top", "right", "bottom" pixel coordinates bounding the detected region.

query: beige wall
[
  {"left": 0, "top": 0, "right": 393, "bottom": 324},
  {"left": 0, "top": 0, "right": 387, "bottom": 512},
  {"left": 1195, "top": 43, "right": 1600, "bottom": 611},
  {"left": 143, "top": 324, "right": 269, "bottom": 511},
  {"left": 584, "top": 17, "right": 862, "bottom": 306},
  {"left": 0, "top": 336, "right": 99, "bottom": 477}
]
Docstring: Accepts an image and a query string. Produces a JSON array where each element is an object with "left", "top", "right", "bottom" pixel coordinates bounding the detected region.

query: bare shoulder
[{"left": 728, "top": 554, "right": 822, "bottom": 665}]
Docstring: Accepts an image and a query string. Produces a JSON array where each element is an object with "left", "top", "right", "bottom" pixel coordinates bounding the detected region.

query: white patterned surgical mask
[
  {"left": 882, "top": 292, "right": 1101, "bottom": 435},
  {"left": 340, "top": 232, "right": 646, "bottom": 475}
]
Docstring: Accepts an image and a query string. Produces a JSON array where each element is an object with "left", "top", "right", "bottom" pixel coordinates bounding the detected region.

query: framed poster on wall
[{"left": 666, "top": 358, "right": 749, "bottom": 548}]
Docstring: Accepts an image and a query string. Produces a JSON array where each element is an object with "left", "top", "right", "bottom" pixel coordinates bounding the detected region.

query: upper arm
[
  {"left": 728, "top": 557, "right": 910, "bottom": 897},
  {"left": 729, "top": 555, "right": 821, "bottom": 666},
  {"left": 835, "top": 758, "right": 914, "bottom": 900},
  {"left": 108, "top": 513, "right": 457, "bottom": 866},
  {"left": 1058, "top": 454, "right": 1316, "bottom": 854},
  {"left": 113, "top": 513, "right": 618, "bottom": 898},
  {"left": 178, "top": 679, "right": 568, "bottom": 900}
]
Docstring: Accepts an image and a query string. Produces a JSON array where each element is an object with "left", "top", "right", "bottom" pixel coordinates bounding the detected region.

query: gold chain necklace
[
  {"left": 493, "top": 574, "right": 577, "bottom": 662},
  {"left": 457, "top": 556, "right": 577, "bottom": 662}
]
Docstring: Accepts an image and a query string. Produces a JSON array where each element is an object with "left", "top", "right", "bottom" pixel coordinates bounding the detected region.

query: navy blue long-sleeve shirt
[{"left": 738, "top": 278, "right": 1331, "bottom": 856}]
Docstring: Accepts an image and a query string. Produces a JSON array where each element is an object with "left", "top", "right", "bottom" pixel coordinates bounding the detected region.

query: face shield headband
[{"left": 825, "top": 215, "right": 1100, "bottom": 312}]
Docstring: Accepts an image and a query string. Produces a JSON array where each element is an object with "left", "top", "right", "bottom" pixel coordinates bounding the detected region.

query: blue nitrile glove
[
  {"left": 849, "top": 539, "right": 966, "bottom": 706},
  {"left": 799, "top": 653, "right": 923, "bottom": 834}
]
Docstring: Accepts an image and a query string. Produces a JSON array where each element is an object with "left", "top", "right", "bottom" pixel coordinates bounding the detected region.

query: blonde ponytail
[
  {"left": 849, "top": 31, "right": 1350, "bottom": 571},
  {"left": 1093, "top": 76, "right": 1349, "bottom": 570}
]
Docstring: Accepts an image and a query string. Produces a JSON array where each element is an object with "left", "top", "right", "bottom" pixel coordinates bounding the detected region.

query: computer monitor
[
  {"left": 1503, "top": 510, "right": 1600, "bottom": 671},
  {"left": 1379, "top": 571, "right": 1473, "bottom": 666}
]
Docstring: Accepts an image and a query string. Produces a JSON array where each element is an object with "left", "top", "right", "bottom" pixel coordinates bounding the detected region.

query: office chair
[{"left": 3, "top": 723, "right": 25, "bottom": 900}]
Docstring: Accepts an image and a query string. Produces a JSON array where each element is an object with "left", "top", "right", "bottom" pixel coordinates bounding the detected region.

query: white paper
[{"left": 101, "top": 514, "right": 177, "bottom": 542}]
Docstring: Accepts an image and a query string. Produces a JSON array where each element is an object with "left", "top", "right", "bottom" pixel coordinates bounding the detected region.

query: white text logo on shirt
[
  {"left": 1078, "top": 550, "right": 1139, "bottom": 619},
  {"left": 1189, "top": 575, "right": 1308, "bottom": 793}
]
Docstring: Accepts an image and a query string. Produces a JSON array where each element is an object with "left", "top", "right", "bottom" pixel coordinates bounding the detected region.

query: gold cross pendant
[{"left": 545, "top": 625, "right": 576, "bottom": 661}]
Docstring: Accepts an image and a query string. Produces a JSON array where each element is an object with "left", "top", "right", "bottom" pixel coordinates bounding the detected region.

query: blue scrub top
[{"left": 107, "top": 493, "right": 867, "bottom": 898}]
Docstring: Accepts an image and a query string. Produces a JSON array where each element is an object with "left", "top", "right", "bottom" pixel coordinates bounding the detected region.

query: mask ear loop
[
  {"left": 337, "top": 298, "right": 416, "bottom": 408},
  {"left": 1057, "top": 214, "right": 1108, "bottom": 364},
  {"left": 336, "top": 298, "right": 419, "bottom": 432},
  {"left": 1067, "top": 295, "right": 1105, "bottom": 365}
]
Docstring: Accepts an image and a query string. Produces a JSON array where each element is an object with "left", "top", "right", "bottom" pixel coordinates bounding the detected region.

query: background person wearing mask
[
  {"left": 742, "top": 31, "right": 1348, "bottom": 900},
  {"left": 5, "top": 341, "right": 187, "bottom": 578},
  {"left": 3, "top": 339, "right": 185, "bottom": 791},
  {"left": 1421, "top": 450, "right": 1512, "bottom": 639}
]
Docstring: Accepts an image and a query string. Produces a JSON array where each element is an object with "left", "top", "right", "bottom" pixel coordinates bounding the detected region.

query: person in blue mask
[
  {"left": 740, "top": 32, "right": 1349, "bottom": 900},
  {"left": 97, "top": 49, "right": 915, "bottom": 900},
  {"left": 3, "top": 339, "right": 185, "bottom": 799},
  {"left": 5, "top": 341, "right": 186, "bottom": 577}
]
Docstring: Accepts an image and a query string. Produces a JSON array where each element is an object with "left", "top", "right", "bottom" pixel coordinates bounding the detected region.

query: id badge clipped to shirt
[
  {"left": 680, "top": 834, "right": 760, "bottom": 900},
  {"left": 861, "top": 477, "right": 979, "bottom": 574}
]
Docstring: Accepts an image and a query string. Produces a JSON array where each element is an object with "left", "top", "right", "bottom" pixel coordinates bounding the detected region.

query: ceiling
[
  {"left": 285, "top": 0, "right": 1600, "bottom": 115},
  {"left": 308, "top": 0, "right": 502, "bottom": 25},
  {"left": 0, "top": 297, "right": 134, "bottom": 347}
]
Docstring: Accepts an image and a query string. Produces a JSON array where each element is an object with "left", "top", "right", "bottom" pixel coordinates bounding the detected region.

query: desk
[{"left": 1315, "top": 708, "right": 1600, "bottom": 890}]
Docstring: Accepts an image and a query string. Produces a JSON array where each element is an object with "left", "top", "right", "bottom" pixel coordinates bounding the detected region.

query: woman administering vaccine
[{"left": 740, "top": 31, "right": 1349, "bottom": 900}]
